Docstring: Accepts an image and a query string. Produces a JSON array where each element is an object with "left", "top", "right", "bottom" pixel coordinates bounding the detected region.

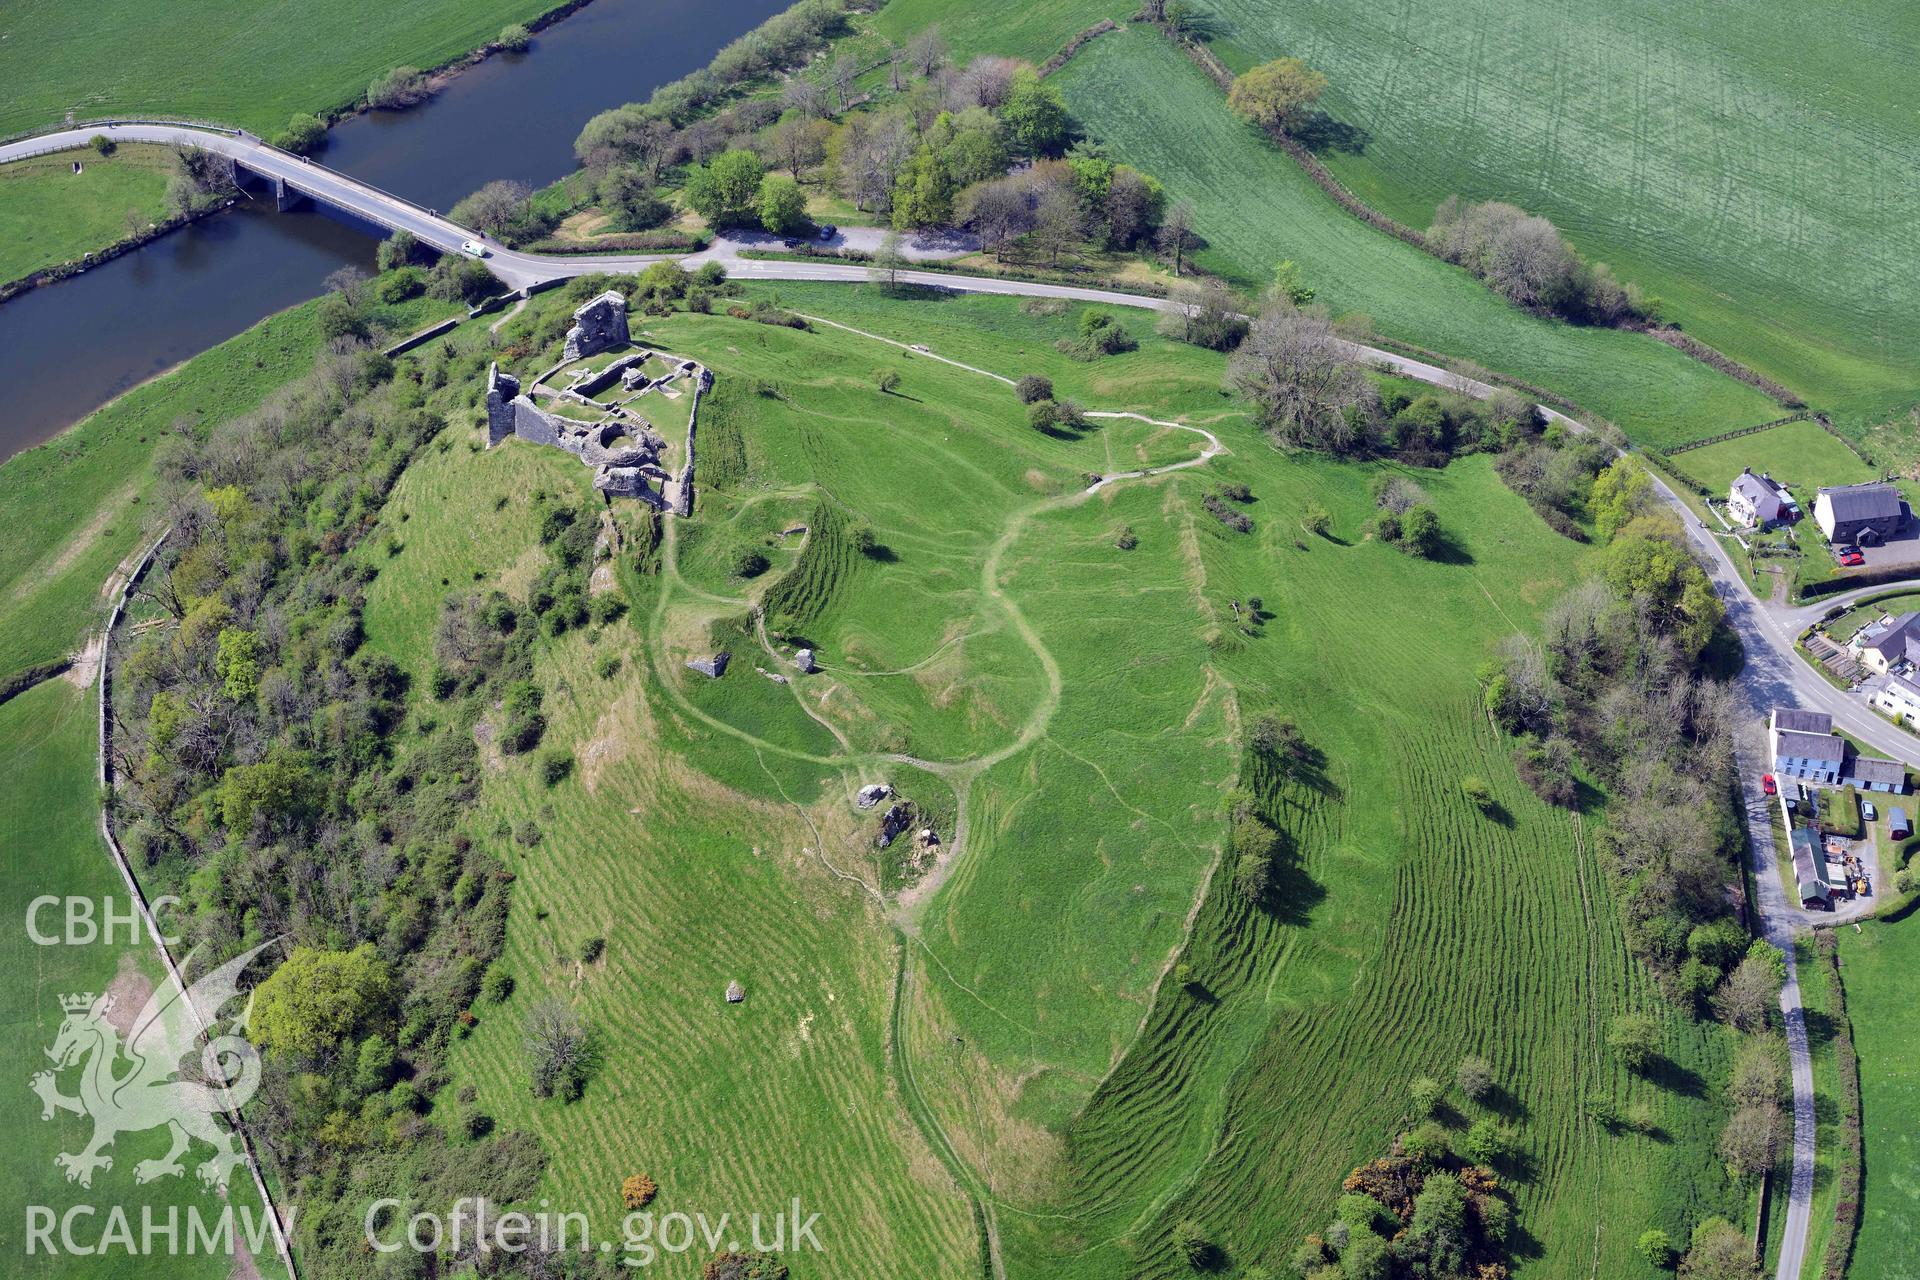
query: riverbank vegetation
[{"left": 0, "top": 287, "right": 452, "bottom": 686}]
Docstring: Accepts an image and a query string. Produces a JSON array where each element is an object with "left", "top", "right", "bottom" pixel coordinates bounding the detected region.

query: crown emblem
[{"left": 59, "top": 992, "right": 98, "bottom": 1013}]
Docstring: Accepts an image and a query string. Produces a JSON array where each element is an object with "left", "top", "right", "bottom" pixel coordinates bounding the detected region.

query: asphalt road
[{"left": 11, "top": 119, "right": 1908, "bottom": 1280}]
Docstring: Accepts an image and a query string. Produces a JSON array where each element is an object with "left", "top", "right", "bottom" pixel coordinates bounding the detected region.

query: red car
[
  {"left": 1841, "top": 551, "right": 1866, "bottom": 567},
  {"left": 1762, "top": 773, "right": 1777, "bottom": 795}
]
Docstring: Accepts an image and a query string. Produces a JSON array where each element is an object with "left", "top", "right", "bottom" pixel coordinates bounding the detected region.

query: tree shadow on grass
[
  {"left": 1647, "top": 1055, "right": 1708, "bottom": 1100},
  {"left": 1296, "top": 111, "right": 1372, "bottom": 156}
]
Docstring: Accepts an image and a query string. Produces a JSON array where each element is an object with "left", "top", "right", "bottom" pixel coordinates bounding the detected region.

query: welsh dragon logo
[{"left": 30, "top": 939, "right": 280, "bottom": 1191}]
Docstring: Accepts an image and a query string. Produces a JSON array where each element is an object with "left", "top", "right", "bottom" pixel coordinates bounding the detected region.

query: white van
[{"left": 460, "top": 239, "right": 489, "bottom": 259}]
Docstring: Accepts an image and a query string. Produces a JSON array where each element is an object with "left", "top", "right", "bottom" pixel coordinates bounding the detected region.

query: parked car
[
  {"left": 1841, "top": 550, "right": 1866, "bottom": 567},
  {"left": 1864, "top": 800, "right": 1878, "bottom": 821},
  {"left": 1762, "top": 773, "right": 1777, "bottom": 796},
  {"left": 817, "top": 224, "right": 836, "bottom": 240},
  {"left": 781, "top": 237, "right": 802, "bottom": 249},
  {"left": 1838, "top": 543, "right": 1861, "bottom": 556}
]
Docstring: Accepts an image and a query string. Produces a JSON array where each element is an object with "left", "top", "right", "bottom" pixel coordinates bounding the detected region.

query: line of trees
[{"left": 1429, "top": 197, "right": 1654, "bottom": 326}]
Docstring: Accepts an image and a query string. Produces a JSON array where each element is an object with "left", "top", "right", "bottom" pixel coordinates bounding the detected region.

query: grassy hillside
[
  {"left": 1199, "top": 0, "right": 1920, "bottom": 431},
  {"left": 1839, "top": 912, "right": 1920, "bottom": 1279},
  {"left": 1049, "top": 26, "right": 1780, "bottom": 448},
  {"left": 345, "top": 283, "right": 1750, "bottom": 1278},
  {"left": 0, "top": 0, "right": 559, "bottom": 136},
  {"left": 0, "top": 142, "right": 173, "bottom": 284},
  {"left": 0, "top": 679, "right": 267, "bottom": 1276}
]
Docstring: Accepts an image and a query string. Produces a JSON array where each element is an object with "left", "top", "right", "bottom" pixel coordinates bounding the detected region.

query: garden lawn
[
  {"left": 1050, "top": 26, "right": 1781, "bottom": 448},
  {"left": 1669, "top": 419, "right": 1881, "bottom": 500},
  {"left": 0, "top": 143, "right": 173, "bottom": 285},
  {"left": 0, "top": 679, "right": 267, "bottom": 1277},
  {"left": 1838, "top": 909, "right": 1920, "bottom": 1280},
  {"left": 1201, "top": 0, "right": 1920, "bottom": 433},
  {"left": 0, "top": 0, "right": 561, "bottom": 137}
]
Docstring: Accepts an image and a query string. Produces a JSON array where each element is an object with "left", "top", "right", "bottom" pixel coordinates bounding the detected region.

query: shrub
[
  {"left": 1115, "top": 525, "right": 1138, "bottom": 551},
  {"left": 1057, "top": 310, "right": 1136, "bottom": 360},
  {"left": 733, "top": 547, "right": 771, "bottom": 579},
  {"left": 1402, "top": 1119, "right": 1452, "bottom": 1164},
  {"left": 374, "top": 268, "right": 424, "bottom": 304},
  {"left": 1455, "top": 1054, "right": 1495, "bottom": 1102},
  {"left": 1605, "top": 1013, "right": 1666, "bottom": 1074},
  {"left": 277, "top": 112, "right": 326, "bottom": 155},
  {"left": 538, "top": 750, "right": 574, "bottom": 787},
  {"left": 1301, "top": 504, "right": 1332, "bottom": 537},
  {"left": 595, "top": 652, "right": 623, "bottom": 679},
  {"left": 579, "top": 936, "right": 606, "bottom": 964},
  {"left": 1409, "top": 1075, "right": 1443, "bottom": 1118},
  {"left": 368, "top": 66, "right": 431, "bottom": 110},
  {"left": 622, "top": 1173, "right": 659, "bottom": 1210},
  {"left": 1015, "top": 374, "right": 1053, "bottom": 403},
  {"left": 498, "top": 22, "right": 532, "bottom": 51},
  {"left": 1636, "top": 1228, "right": 1676, "bottom": 1269},
  {"left": 1462, "top": 1117, "right": 1515, "bottom": 1165},
  {"left": 462, "top": 1109, "right": 495, "bottom": 1139},
  {"left": 1172, "top": 1220, "right": 1211, "bottom": 1269},
  {"left": 482, "top": 965, "right": 514, "bottom": 1003},
  {"left": 874, "top": 369, "right": 901, "bottom": 394},
  {"left": 1460, "top": 777, "right": 1496, "bottom": 814},
  {"left": 89, "top": 133, "right": 115, "bottom": 156}
]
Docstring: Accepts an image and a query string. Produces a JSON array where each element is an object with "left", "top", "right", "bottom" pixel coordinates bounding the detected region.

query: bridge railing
[
  {"left": 0, "top": 116, "right": 243, "bottom": 149},
  {"left": 4, "top": 116, "right": 488, "bottom": 246}
]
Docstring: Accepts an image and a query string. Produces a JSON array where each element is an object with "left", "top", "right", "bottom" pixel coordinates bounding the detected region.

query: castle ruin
[{"left": 484, "top": 291, "right": 710, "bottom": 509}]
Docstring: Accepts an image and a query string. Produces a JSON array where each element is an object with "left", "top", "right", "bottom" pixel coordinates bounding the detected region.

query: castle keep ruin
[
  {"left": 484, "top": 291, "right": 710, "bottom": 510},
  {"left": 564, "top": 291, "right": 630, "bottom": 361}
]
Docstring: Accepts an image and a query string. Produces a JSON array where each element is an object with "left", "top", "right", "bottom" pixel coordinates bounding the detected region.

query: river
[{"left": 0, "top": 0, "right": 789, "bottom": 462}]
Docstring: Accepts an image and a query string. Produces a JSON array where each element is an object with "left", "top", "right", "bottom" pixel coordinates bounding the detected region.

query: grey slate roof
[
  {"left": 1819, "top": 481, "right": 1902, "bottom": 523},
  {"left": 1731, "top": 471, "right": 1790, "bottom": 520},
  {"left": 1858, "top": 612, "right": 1920, "bottom": 657},
  {"left": 1773, "top": 708, "right": 1833, "bottom": 735},
  {"left": 1847, "top": 757, "right": 1908, "bottom": 787},
  {"left": 1776, "top": 728, "right": 1847, "bottom": 761}
]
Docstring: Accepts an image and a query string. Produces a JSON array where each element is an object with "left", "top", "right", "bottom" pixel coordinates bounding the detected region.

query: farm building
[
  {"left": 1728, "top": 469, "right": 1797, "bottom": 528},
  {"left": 1814, "top": 481, "right": 1904, "bottom": 545},
  {"left": 1892, "top": 808, "right": 1912, "bottom": 840},
  {"left": 1788, "top": 827, "right": 1832, "bottom": 910},
  {"left": 1845, "top": 756, "right": 1909, "bottom": 794}
]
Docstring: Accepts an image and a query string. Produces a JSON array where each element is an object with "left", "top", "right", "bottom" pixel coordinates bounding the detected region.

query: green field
[
  {"left": 1839, "top": 911, "right": 1920, "bottom": 1280},
  {"left": 0, "top": 291, "right": 454, "bottom": 685},
  {"left": 0, "top": 143, "right": 172, "bottom": 284},
  {"left": 0, "top": 679, "right": 267, "bottom": 1276},
  {"left": 1049, "top": 26, "right": 1781, "bottom": 448},
  {"left": 0, "top": 0, "right": 559, "bottom": 137},
  {"left": 327, "top": 283, "right": 1753, "bottom": 1278},
  {"left": 869, "top": 0, "right": 1132, "bottom": 64},
  {"left": 1197, "top": 0, "right": 1920, "bottom": 432},
  {"left": 1672, "top": 419, "right": 1881, "bottom": 501}
]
